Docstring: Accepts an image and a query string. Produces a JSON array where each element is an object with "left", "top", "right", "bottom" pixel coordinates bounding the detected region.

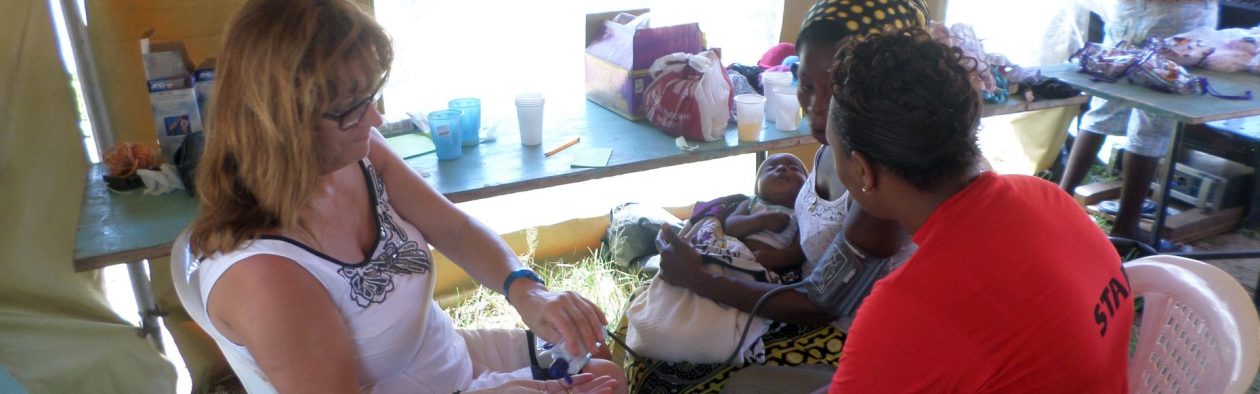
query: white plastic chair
[
  {"left": 169, "top": 230, "right": 278, "bottom": 394},
  {"left": 1125, "top": 255, "right": 1260, "bottom": 394}
]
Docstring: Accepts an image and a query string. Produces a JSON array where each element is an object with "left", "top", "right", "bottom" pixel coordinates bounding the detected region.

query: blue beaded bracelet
[{"left": 503, "top": 268, "right": 545, "bottom": 304}]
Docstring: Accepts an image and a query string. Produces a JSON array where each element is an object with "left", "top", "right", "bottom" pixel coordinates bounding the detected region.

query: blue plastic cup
[
  {"left": 428, "top": 110, "right": 463, "bottom": 161},
  {"left": 449, "top": 98, "right": 481, "bottom": 147}
]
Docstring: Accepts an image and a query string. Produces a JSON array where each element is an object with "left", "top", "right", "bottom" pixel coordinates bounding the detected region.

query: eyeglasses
[{"left": 322, "top": 89, "right": 383, "bottom": 131}]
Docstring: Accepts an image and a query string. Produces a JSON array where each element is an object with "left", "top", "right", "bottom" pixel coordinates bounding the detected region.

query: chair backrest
[
  {"left": 169, "top": 230, "right": 277, "bottom": 394},
  {"left": 1125, "top": 255, "right": 1260, "bottom": 394}
]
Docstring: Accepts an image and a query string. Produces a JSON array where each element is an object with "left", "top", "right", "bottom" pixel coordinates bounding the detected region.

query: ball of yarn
[{"left": 104, "top": 143, "right": 160, "bottom": 177}]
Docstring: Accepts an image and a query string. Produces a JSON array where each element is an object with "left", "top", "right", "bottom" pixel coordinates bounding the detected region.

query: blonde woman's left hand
[
  {"left": 512, "top": 285, "right": 608, "bottom": 357},
  {"left": 463, "top": 374, "right": 617, "bottom": 394}
]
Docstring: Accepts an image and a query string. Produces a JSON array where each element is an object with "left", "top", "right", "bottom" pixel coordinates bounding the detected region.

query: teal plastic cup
[
  {"left": 449, "top": 98, "right": 481, "bottom": 147},
  {"left": 428, "top": 109, "right": 463, "bottom": 160}
]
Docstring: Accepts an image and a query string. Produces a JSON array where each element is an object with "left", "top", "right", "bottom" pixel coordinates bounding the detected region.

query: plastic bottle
[{"left": 537, "top": 338, "right": 592, "bottom": 382}]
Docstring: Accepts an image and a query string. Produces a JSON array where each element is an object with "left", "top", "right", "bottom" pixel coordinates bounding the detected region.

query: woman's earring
[{"left": 861, "top": 186, "right": 868, "bottom": 193}]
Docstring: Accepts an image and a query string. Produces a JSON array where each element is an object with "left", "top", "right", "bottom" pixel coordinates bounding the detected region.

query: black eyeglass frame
[{"left": 321, "top": 87, "right": 384, "bottom": 131}]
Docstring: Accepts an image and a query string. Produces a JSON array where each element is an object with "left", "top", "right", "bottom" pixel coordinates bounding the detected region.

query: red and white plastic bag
[{"left": 644, "top": 50, "right": 733, "bottom": 141}]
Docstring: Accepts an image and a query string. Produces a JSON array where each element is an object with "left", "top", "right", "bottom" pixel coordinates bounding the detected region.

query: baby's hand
[{"left": 759, "top": 212, "right": 792, "bottom": 232}]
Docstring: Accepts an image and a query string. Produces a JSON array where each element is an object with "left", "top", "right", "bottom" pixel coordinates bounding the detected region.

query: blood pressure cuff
[{"left": 801, "top": 233, "right": 891, "bottom": 320}]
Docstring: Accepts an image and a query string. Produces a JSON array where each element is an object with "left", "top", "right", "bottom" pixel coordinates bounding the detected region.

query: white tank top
[
  {"left": 793, "top": 148, "right": 916, "bottom": 280},
  {"left": 794, "top": 147, "right": 850, "bottom": 274},
  {"left": 191, "top": 159, "right": 476, "bottom": 393}
]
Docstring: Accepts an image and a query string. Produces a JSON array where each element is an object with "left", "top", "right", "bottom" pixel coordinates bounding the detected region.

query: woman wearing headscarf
[{"left": 641, "top": 1, "right": 929, "bottom": 391}]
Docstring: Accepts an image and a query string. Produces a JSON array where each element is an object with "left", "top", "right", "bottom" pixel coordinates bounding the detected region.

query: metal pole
[
  {"left": 126, "top": 260, "right": 165, "bottom": 353},
  {"left": 57, "top": 0, "right": 115, "bottom": 154},
  {"left": 1169, "top": 250, "right": 1260, "bottom": 260},
  {"left": 1151, "top": 121, "right": 1184, "bottom": 249}
]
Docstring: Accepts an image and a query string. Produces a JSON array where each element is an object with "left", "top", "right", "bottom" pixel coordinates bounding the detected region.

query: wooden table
[
  {"left": 73, "top": 94, "right": 1089, "bottom": 348},
  {"left": 1040, "top": 63, "right": 1260, "bottom": 311},
  {"left": 75, "top": 96, "right": 1088, "bottom": 271},
  {"left": 1041, "top": 63, "right": 1260, "bottom": 243},
  {"left": 1040, "top": 63, "right": 1260, "bottom": 124}
]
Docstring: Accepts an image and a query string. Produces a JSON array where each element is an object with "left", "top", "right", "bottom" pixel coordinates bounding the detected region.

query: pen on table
[{"left": 545, "top": 137, "right": 581, "bottom": 157}]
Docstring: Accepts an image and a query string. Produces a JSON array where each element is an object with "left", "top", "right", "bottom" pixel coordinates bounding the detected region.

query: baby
[
  {"left": 625, "top": 153, "right": 807, "bottom": 364},
  {"left": 723, "top": 153, "right": 806, "bottom": 273}
]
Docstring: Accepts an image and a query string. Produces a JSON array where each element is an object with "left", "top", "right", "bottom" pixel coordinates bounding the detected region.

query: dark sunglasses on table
[{"left": 322, "top": 89, "right": 383, "bottom": 131}]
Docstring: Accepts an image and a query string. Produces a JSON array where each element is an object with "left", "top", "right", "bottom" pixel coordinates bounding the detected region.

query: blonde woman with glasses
[{"left": 184, "top": 0, "right": 623, "bottom": 392}]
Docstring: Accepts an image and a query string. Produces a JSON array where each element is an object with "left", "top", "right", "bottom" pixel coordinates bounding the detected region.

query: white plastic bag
[{"left": 643, "top": 50, "right": 733, "bottom": 141}]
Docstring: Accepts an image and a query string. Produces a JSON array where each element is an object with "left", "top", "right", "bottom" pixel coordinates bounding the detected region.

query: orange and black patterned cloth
[{"left": 619, "top": 311, "right": 845, "bottom": 393}]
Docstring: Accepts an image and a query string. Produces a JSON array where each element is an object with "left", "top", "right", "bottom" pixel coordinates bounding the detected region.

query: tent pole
[
  {"left": 56, "top": 0, "right": 114, "bottom": 155},
  {"left": 127, "top": 260, "right": 165, "bottom": 353}
]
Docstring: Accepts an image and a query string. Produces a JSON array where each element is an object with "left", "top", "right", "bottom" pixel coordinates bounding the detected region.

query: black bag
[{"left": 172, "top": 131, "right": 205, "bottom": 197}]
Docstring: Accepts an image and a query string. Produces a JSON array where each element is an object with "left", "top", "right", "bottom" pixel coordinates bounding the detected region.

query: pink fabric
[{"left": 758, "top": 43, "right": 796, "bottom": 69}]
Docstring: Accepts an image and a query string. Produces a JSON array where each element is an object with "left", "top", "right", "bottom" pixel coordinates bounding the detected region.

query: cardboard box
[
  {"left": 193, "top": 58, "right": 216, "bottom": 123},
  {"left": 141, "top": 29, "right": 205, "bottom": 160},
  {"left": 584, "top": 10, "right": 703, "bottom": 120},
  {"left": 377, "top": 112, "right": 418, "bottom": 137}
]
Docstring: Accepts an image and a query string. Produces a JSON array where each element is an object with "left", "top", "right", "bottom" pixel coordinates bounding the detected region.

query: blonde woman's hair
[{"left": 189, "top": 0, "right": 392, "bottom": 256}]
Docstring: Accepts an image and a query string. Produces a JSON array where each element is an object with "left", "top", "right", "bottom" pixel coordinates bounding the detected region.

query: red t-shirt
[{"left": 830, "top": 172, "right": 1133, "bottom": 392}]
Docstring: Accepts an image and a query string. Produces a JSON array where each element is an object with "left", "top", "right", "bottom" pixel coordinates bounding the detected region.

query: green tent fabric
[{"left": 0, "top": 1, "right": 175, "bottom": 392}]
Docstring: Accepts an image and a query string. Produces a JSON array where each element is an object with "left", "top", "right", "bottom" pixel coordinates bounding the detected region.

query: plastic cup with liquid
[
  {"left": 448, "top": 98, "right": 481, "bottom": 147},
  {"left": 427, "top": 109, "right": 463, "bottom": 160},
  {"left": 734, "top": 94, "right": 767, "bottom": 142}
]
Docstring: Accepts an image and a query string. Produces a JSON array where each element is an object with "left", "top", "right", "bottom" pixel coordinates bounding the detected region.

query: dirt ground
[{"left": 1182, "top": 231, "right": 1260, "bottom": 301}]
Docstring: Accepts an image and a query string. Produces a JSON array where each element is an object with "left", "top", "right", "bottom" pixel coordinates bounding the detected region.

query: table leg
[
  {"left": 1151, "top": 121, "right": 1186, "bottom": 249},
  {"left": 127, "top": 260, "right": 165, "bottom": 353}
]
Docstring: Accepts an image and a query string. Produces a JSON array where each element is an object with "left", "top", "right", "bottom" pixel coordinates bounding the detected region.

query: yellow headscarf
[{"left": 801, "top": 0, "right": 929, "bottom": 36}]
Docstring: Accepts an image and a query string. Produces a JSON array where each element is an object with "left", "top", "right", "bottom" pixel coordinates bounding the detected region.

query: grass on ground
[
  {"left": 1085, "top": 164, "right": 1117, "bottom": 234},
  {"left": 445, "top": 247, "right": 645, "bottom": 332}
]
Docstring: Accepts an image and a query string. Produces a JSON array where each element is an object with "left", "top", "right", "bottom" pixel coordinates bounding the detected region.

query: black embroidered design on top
[{"left": 338, "top": 162, "right": 433, "bottom": 307}]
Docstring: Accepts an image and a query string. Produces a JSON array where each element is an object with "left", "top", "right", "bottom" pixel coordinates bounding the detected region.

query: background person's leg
[
  {"left": 1061, "top": 97, "right": 1129, "bottom": 194},
  {"left": 1116, "top": 109, "right": 1176, "bottom": 241},
  {"left": 1060, "top": 130, "right": 1107, "bottom": 194},
  {"left": 1113, "top": 151, "right": 1160, "bottom": 240}
]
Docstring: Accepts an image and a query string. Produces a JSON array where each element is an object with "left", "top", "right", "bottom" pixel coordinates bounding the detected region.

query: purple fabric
[{"left": 690, "top": 194, "right": 748, "bottom": 223}]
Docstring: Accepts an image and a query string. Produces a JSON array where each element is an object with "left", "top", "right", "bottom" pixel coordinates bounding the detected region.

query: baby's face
[{"left": 756, "top": 155, "right": 807, "bottom": 208}]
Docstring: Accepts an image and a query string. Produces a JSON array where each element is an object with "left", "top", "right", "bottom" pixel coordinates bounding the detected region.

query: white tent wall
[
  {"left": 10, "top": 1, "right": 1083, "bottom": 391},
  {"left": 0, "top": 1, "right": 176, "bottom": 393},
  {"left": 946, "top": 0, "right": 1090, "bottom": 175}
]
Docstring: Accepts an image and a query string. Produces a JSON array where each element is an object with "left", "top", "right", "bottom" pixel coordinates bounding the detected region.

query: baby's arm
[
  {"left": 751, "top": 241, "right": 805, "bottom": 273},
  {"left": 724, "top": 200, "right": 790, "bottom": 238}
]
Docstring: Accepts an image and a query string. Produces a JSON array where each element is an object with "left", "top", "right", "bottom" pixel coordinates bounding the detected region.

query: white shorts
[
  {"left": 458, "top": 329, "right": 537, "bottom": 391},
  {"left": 1079, "top": 0, "right": 1218, "bottom": 158},
  {"left": 1079, "top": 97, "right": 1175, "bottom": 158}
]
